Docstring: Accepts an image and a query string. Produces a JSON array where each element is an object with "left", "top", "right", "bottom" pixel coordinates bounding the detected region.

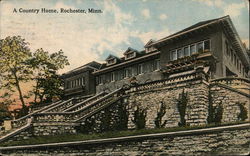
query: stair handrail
[
  {"left": 41, "top": 98, "right": 74, "bottom": 112},
  {"left": 63, "top": 91, "right": 106, "bottom": 112},
  {"left": 33, "top": 88, "right": 124, "bottom": 122},
  {"left": 0, "top": 117, "right": 33, "bottom": 143},
  {"left": 11, "top": 100, "right": 62, "bottom": 128},
  {"left": 73, "top": 95, "right": 123, "bottom": 122}
]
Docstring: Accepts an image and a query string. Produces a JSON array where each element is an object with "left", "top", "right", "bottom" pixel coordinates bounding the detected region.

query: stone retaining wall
[
  {"left": 127, "top": 79, "right": 209, "bottom": 129},
  {"left": 1, "top": 123, "right": 249, "bottom": 156},
  {"left": 33, "top": 123, "right": 77, "bottom": 136},
  {"left": 210, "top": 84, "right": 250, "bottom": 122}
]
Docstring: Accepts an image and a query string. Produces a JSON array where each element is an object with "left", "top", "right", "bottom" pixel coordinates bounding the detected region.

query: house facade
[
  {"left": 94, "top": 45, "right": 161, "bottom": 93},
  {"left": 153, "top": 15, "right": 249, "bottom": 79},
  {"left": 61, "top": 16, "right": 249, "bottom": 96},
  {"left": 60, "top": 61, "right": 101, "bottom": 98}
]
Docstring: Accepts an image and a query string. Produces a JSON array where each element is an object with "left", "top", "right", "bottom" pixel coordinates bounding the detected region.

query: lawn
[{"left": 0, "top": 121, "right": 248, "bottom": 147}]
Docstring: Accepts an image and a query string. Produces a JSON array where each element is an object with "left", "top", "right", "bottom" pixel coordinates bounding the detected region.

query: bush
[
  {"left": 154, "top": 101, "right": 167, "bottom": 128},
  {"left": 132, "top": 107, "right": 147, "bottom": 130},
  {"left": 177, "top": 90, "right": 188, "bottom": 127},
  {"left": 237, "top": 102, "right": 248, "bottom": 121}
]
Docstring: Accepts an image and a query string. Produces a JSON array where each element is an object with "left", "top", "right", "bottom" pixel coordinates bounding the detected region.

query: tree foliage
[
  {"left": 0, "top": 100, "right": 12, "bottom": 124},
  {"left": 0, "top": 36, "right": 32, "bottom": 108},
  {"left": 0, "top": 36, "right": 69, "bottom": 118},
  {"left": 28, "top": 48, "right": 69, "bottom": 104}
]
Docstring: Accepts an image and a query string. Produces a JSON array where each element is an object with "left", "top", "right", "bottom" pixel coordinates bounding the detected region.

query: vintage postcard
[{"left": 0, "top": 0, "right": 249, "bottom": 155}]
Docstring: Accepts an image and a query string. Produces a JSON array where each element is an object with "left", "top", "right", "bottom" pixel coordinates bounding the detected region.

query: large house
[
  {"left": 61, "top": 61, "right": 101, "bottom": 98},
  {"left": 61, "top": 15, "right": 250, "bottom": 97}
]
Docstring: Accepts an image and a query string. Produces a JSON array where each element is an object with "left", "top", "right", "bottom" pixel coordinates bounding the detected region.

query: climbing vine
[
  {"left": 207, "top": 95, "right": 223, "bottom": 125},
  {"left": 132, "top": 106, "right": 147, "bottom": 130},
  {"left": 237, "top": 102, "right": 248, "bottom": 121},
  {"left": 207, "top": 90, "right": 215, "bottom": 124},
  {"left": 100, "top": 108, "right": 112, "bottom": 132},
  {"left": 177, "top": 90, "right": 188, "bottom": 127},
  {"left": 154, "top": 101, "right": 167, "bottom": 128},
  {"left": 113, "top": 101, "right": 129, "bottom": 131}
]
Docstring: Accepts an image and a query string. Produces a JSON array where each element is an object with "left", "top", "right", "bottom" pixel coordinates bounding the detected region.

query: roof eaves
[{"left": 152, "top": 16, "right": 229, "bottom": 46}]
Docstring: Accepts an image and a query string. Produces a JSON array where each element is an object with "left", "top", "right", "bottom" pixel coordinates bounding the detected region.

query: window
[
  {"left": 77, "top": 79, "right": 80, "bottom": 86},
  {"left": 108, "top": 59, "right": 114, "bottom": 64},
  {"left": 190, "top": 44, "right": 196, "bottom": 54},
  {"left": 184, "top": 46, "right": 189, "bottom": 56},
  {"left": 66, "top": 81, "right": 70, "bottom": 89},
  {"left": 171, "top": 50, "right": 177, "bottom": 60},
  {"left": 79, "top": 78, "right": 82, "bottom": 86},
  {"left": 126, "top": 52, "right": 135, "bottom": 59},
  {"left": 146, "top": 46, "right": 156, "bottom": 53},
  {"left": 125, "top": 68, "right": 132, "bottom": 78},
  {"left": 98, "top": 75, "right": 104, "bottom": 84},
  {"left": 204, "top": 40, "right": 210, "bottom": 51},
  {"left": 96, "top": 77, "right": 99, "bottom": 85},
  {"left": 114, "top": 71, "right": 119, "bottom": 81},
  {"left": 121, "top": 70, "right": 125, "bottom": 79},
  {"left": 81, "top": 77, "right": 85, "bottom": 85},
  {"left": 111, "top": 72, "right": 115, "bottom": 82},
  {"left": 197, "top": 42, "right": 203, "bottom": 53},
  {"left": 177, "top": 49, "right": 183, "bottom": 58},
  {"left": 107, "top": 58, "right": 116, "bottom": 65},
  {"left": 149, "top": 61, "right": 154, "bottom": 72},
  {"left": 156, "top": 59, "right": 160, "bottom": 70},
  {"left": 138, "top": 64, "right": 143, "bottom": 74},
  {"left": 170, "top": 39, "right": 210, "bottom": 60}
]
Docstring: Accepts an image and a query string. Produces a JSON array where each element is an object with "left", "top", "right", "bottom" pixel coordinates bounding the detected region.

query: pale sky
[{"left": 0, "top": 0, "right": 249, "bottom": 74}]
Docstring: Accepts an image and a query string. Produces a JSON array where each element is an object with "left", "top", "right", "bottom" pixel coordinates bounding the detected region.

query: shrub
[
  {"left": 132, "top": 107, "right": 147, "bottom": 130},
  {"left": 154, "top": 101, "right": 167, "bottom": 128},
  {"left": 237, "top": 102, "right": 248, "bottom": 121},
  {"left": 177, "top": 90, "right": 188, "bottom": 127}
]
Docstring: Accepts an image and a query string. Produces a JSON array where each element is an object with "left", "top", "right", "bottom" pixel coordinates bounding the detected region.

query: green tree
[
  {"left": 0, "top": 36, "right": 69, "bottom": 116},
  {"left": 28, "top": 48, "right": 69, "bottom": 104},
  {"left": 0, "top": 36, "right": 32, "bottom": 108}
]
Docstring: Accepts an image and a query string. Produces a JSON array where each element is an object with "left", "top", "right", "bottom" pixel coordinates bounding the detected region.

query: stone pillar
[
  {"left": 3, "top": 120, "right": 12, "bottom": 131},
  {"left": 185, "top": 71, "right": 209, "bottom": 126}
]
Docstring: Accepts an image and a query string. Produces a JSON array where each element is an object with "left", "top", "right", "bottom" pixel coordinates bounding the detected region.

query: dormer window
[
  {"left": 145, "top": 39, "right": 157, "bottom": 53},
  {"left": 124, "top": 47, "right": 138, "bottom": 60},
  {"left": 145, "top": 46, "right": 157, "bottom": 53},
  {"left": 107, "top": 59, "right": 116, "bottom": 65},
  {"left": 125, "top": 52, "right": 135, "bottom": 59},
  {"left": 105, "top": 54, "right": 118, "bottom": 66}
]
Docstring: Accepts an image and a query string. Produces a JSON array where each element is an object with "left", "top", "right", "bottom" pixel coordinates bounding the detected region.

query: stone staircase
[
  {"left": 41, "top": 94, "right": 94, "bottom": 113},
  {"left": 32, "top": 88, "right": 123, "bottom": 123},
  {"left": 0, "top": 88, "right": 124, "bottom": 142}
]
